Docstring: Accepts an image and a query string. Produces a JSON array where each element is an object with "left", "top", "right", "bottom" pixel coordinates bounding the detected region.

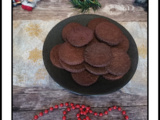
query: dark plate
[{"left": 43, "top": 14, "right": 138, "bottom": 95}]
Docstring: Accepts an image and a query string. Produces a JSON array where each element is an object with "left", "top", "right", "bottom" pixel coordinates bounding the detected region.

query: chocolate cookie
[
  {"left": 60, "top": 60, "right": 85, "bottom": 73},
  {"left": 103, "top": 73, "right": 124, "bottom": 80},
  {"left": 59, "top": 42, "right": 84, "bottom": 65},
  {"left": 95, "top": 22, "right": 123, "bottom": 45},
  {"left": 84, "top": 42, "right": 112, "bottom": 67},
  {"left": 71, "top": 70, "right": 99, "bottom": 86},
  {"left": 114, "top": 35, "right": 129, "bottom": 52},
  {"left": 67, "top": 26, "right": 94, "bottom": 47},
  {"left": 87, "top": 18, "right": 108, "bottom": 30},
  {"left": 85, "top": 63, "right": 108, "bottom": 75},
  {"left": 62, "top": 22, "right": 81, "bottom": 41},
  {"left": 50, "top": 44, "right": 63, "bottom": 69},
  {"left": 107, "top": 49, "right": 131, "bottom": 76}
]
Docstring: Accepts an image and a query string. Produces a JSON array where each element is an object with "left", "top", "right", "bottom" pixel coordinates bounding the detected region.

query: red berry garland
[{"left": 33, "top": 102, "right": 129, "bottom": 120}]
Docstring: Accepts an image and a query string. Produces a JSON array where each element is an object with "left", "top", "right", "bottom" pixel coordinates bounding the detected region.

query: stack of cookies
[{"left": 50, "top": 18, "right": 131, "bottom": 86}]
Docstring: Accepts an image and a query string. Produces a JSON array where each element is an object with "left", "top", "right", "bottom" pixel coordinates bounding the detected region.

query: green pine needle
[{"left": 70, "top": 0, "right": 101, "bottom": 12}]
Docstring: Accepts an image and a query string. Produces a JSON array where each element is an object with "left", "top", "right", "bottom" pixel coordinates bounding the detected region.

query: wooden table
[{"left": 13, "top": 0, "right": 147, "bottom": 119}]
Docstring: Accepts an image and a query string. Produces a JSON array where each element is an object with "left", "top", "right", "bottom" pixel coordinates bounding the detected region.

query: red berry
[
  {"left": 83, "top": 111, "right": 87, "bottom": 115},
  {"left": 99, "top": 112, "right": 103, "bottom": 116},
  {"left": 83, "top": 119, "right": 86, "bottom": 120},
  {"left": 104, "top": 110, "right": 108, "bottom": 115},
  {"left": 81, "top": 105, "right": 85, "bottom": 108},
  {"left": 72, "top": 106, "right": 75, "bottom": 110},
  {"left": 76, "top": 104, "right": 80, "bottom": 108},
  {"left": 122, "top": 110, "right": 126, "bottom": 115},
  {"left": 94, "top": 112, "right": 98, "bottom": 116},
  {"left": 62, "top": 116, "right": 66, "bottom": 120},
  {"left": 80, "top": 111, "right": 84, "bottom": 115},
  {"left": 70, "top": 103, "right": 74, "bottom": 106},
  {"left": 77, "top": 113, "right": 80, "bottom": 117},
  {"left": 85, "top": 110, "right": 89, "bottom": 113},
  {"left": 49, "top": 107, "right": 54, "bottom": 111},
  {"left": 65, "top": 102, "right": 69, "bottom": 106},
  {"left": 54, "top": 105, "right": 59, "bottom": 109},
  {"left": 60, "top": 103, "right": 64, "bottom": 107},
  {"left": 113, "top": 106, "right": 117, "bottom": 109},
  {"left": 89, "top": 110, "right": 93, "bottom": 113},
  {"left": 124, "top": 115, "right": 129, "bottom": 120},
  {"left": 86, "top": 116, "right": 90, "bottom": 120},
  {"left": 118, "top": 107, "right": 122, "bottom": 111},
  {"left": 63, "top": 111, "right": 67, "bottom": 115},
  {"left": 77, "top": 118, "right": 81, "bottom": 120},
  {"left": 39, "top": 112, "right": 43, "bottom": 116},
  {"left": 34, "top": 115, "right": 38, "bottom": 119},
  {"left": 86, "top": 107, "right": 90, "bottom": 110},
  {"left": 67, "top": 107, "right": 71, "bottom": 111},
  {"left": 108, "top": 107, "right": 112, "bottom": 111},
  {"left": 44, "top": 109, "right": 48, "bottom": 114}
]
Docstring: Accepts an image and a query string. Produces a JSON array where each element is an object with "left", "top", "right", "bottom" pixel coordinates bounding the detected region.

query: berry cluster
[{"left": 33, "top": 102, "right": 129, "bottom": 120}]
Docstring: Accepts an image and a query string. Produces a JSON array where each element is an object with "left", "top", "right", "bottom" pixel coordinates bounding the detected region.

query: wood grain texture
[{"left": 13, "top": 0, "right": 147, "bottom": 22}]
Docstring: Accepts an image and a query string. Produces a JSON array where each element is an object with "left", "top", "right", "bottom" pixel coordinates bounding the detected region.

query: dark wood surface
[{"left": 13, "top": 0, "right": 147, "bottom": 119}]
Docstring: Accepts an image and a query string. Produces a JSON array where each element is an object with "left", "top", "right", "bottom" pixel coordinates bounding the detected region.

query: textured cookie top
[
  {"left": 67, "top": 26, "right": 94, "bottom": 47},
  {"left": 84, "top": 42, "right": 112, "bottom": 67},
  {"left": 95, "top": 22, "right": 123, "bottom": 45},
  {"left": 71, "top": 70, "right": 99, "bottom": 86},
  {"left": 50, "top": 44, "right": 63, "bottom": 69},
  {"left": 58, "top": 42, "right": 84, "bottom": 65}
]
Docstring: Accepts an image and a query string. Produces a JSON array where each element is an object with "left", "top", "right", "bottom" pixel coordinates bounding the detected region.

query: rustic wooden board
[
  {"left": 13, "top": 0, "right": 147, "bottom": 22},
  {"left": 13, "top": 106, "right": 147, "bottom": 120}
]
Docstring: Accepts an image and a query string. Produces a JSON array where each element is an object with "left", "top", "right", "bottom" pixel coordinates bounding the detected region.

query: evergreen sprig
[{"left": 70, "top": 0, "right": 101, "bottom": 12}]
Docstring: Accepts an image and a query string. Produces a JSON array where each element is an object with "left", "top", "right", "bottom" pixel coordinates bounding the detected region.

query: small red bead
[
  {"left": 72, "top": 106, "right": 75, "bottom": 110},
  {"left": 86, "top": 107, "right": 90, "bottom": 110},
  {"left": 83, "top": 119, "right": 86, "bottom": 120},
  {"left": 63, "top": 111, "right": 67, "bottom": 115},
  {"left": 70, "top": 103, "right": 74, "bottom": 106},
  {"left": 65, "top": 102, "right": 69, "bottom": 106},
  {"left": 104, "top": 110, "right": 108, "bottom": 115},
  {"left": 113, "top": 106, "right": 117, "bottom": 109},
  {"left": 85, "top": 110, "right": 89, "bottom": 113},
  {"left": 77, "top": 118, "right": 81, "bottom": 120},
  {"left": 76, "top": 104, "right": 80, "bottom": 108},
  {"left": 118, "top": 107, "right": 122, "bottom": 111},
  {"left": 49, "top": 107, "right": 54, "bottom": 111},
  {"left": 122, "top": 110, "right": 126, "bottom": 115},
  {"left": 124, "top": 115, "right": 129, "bottom": 120},
  {"left": 76, "top": 113, "right": 80, "bottom": 117},
  {"left": 81, "top": 105, "right": 85, "bottom": 108},
  {"left": 99, "top": 112, "right": 103, "bottom": 116},
  {"left": 83, "top": 111, "right": 87, "bottom": 115},
  {"left": 89, "top": 110, "right": 93, "bottom": 113},
  {"left": 62, "top": 116, "right": 66, "bottom": 120},
  {"left": 60, "top": 103, "right": 64, "bottom": 107},
  {"left": 85, "top": 116, "right": 90, "bottom": 120},
  {"left": 39, "top": 112, "right": 43, "bottom": 116},
  {"left": 79, "top": 107, "right": 83, "bottom": 111},
  {"left": 108, "top": 107, "right": 112, "bottom": 111},
  {"left": 67, "top": 107, "right": 71, "bottom": 111},
  {"left": 34, "top": 115, "right": 38, "bottom": 119},
  {"left": 54, "top": 105, "right": 59, "bottom": 109},
  {"left": 94, "top": 112, "right": 98, "bottom": 116},
  {"left": 80, "top": 111, "right": 84, "bottom": 115},
  {"left": 44, "top": 109, "right": 48, "bottom": 114}
]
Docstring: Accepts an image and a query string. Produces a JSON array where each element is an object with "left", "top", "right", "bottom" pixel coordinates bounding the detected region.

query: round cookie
[
  {"left": 114, "top": 35, "right": 129, "bottom": 52},
  {"left": 87, "top": 18, "right": 109, "bottom": 30},
  {"left": 59, "top": 42, "right": 84, "bottom": 65},
  {"left": 60, "top": 60, "right": 85, "bottom": 73},
  {"left": 71, "top": 70, "right": 99, "bottom": 86},
  {"left": 62, "top": 22, "right": 81, "bottom": 41},
  {"left": 107, "top": 49, "right": 131, "bottom": 76},
  {"left": 84, "top": 42, "right": 112, "bottom": 67},
  {"left": 95, "top": 22, "right": 124, "bottom": 45},
  {"left": 50, "top": 44, "right": 63, "bottom": 69},
  {"left": 67, "top": 26, "right": 94, "bottom": 47},
  {"left": 85, "top": 63, "right": 108, "bottom": 75},
  {"left": 103, "top": 73, "right": 124, "bottom": 80}
]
